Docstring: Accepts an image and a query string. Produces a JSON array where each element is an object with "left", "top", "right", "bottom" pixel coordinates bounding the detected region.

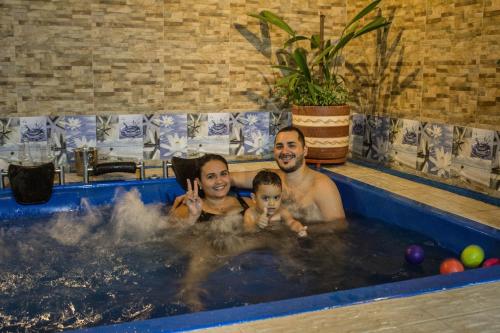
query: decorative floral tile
[
  {"left": 143, "top": 114, "right": 161, "bottom": 160},
  {"left": 451, "top": 126, "right": 494, "bottom": 187},
  {"left": 230, "top": 112, "right": 270, "bottom": 156},
  {"left": 159, "top": 114, "right": 188, "bottom": 159},
  {"left": 363, "top": 115, "right": 390, "bottom": 163},
  {"left": 0, "top": 117, "right": 20, "bottom": 168},
  {"left": 20, "top": 116, "right": 47, "bottom": 143},
  {"left": 47, "top": 116, "right": 68, "bottom": 168},
  {"left": 230, "top": 113, "right": 245, "bottom": 156},
  {"left": 19, "top": 116, "right": 49, "bottom": 163},
  {"left": 349, "top": 113, "right": 365, "bottom": 158},
  {"left": 490, "top": 131, "right": 500, "bottom": 191},
  {"left": 388, "top": 118, "right": 420, "bottom": 169},
  {"left": 188, "top": 113, "right": 229, "bottom": 156},
  {"left": 64, "top": 116, "right": 97, "bottom": 148},
  {"left": 417, "top": 122, "right": 453, "bottom": 178},
  {"left": 62, "top": 115, "right": 97, "bottom": 168},
  {"left": 0, "top": 117, "right": 19, "bottom": 148},
  {"left": 269, "top": 111, "right": 292, "bottom": 146},
  {"left": 97, "top": 114, "right": 143, "bottom": 161}
]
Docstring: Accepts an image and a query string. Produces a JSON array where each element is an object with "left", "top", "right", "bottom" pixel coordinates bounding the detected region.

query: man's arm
[
  {"left": 230, "top": 170, "right": 259, "bottom": 189},
  {"left": 314, "top": 173, "right": 346, "bottom": 223}
]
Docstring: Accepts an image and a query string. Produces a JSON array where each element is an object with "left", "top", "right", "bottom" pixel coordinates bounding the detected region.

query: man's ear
[
  {"left": 250, "top": 193, "right": 256, "bottom": 202},
  {"left": 303, "top": 144, "right": 308, "bottom": 157}
]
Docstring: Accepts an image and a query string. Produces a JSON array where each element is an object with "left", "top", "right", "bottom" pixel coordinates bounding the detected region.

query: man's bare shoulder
[{"left": 310, "top": 168, "right": 336, "bottom": 187}]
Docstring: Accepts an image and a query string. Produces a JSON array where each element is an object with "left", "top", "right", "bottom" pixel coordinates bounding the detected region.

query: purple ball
[{"left": 405, "top": 245, "right": 425, "bottom": 264}]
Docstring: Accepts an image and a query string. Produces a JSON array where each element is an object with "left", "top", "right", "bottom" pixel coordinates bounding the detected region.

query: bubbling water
[
  {"left": 0, "top": 188, "right": 182, "bottom": 332},
  {"left": 109, "top": 188, "right": 169, "bottom": 243},
  {"left": 0, "top": 189, "right": 456, "bottom": 332}
]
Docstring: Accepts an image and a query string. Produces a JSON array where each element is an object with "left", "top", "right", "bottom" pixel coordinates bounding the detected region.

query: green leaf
[
  {"left": 310, "top": 34, "right": 320, "bottom": 49},
  {"left": 312, "top": 31, "right": 355, "bottom": 65},
  {"left": 307, "top": 82, "right": 318, "bottom": 104},
  {"left": 276, "top": 73, "right": 295, "bottom": 86},
  {"left": 271, "top": 65, "right": 299, "bottom": 75},
  {"left": 328, "top": 31, "right": 355, "bottom": 57},
  {"left": 284, "top": 35, "right": 309, "bottom": 48},
  {"left": 292, "top": 48, "right": 311, "bottom": 81},
  {"left": 353, "top": 17, "right": 390, "bottom": 38},
  {"left": 312, "top": 43, "right": 334, "bottom": 65},
  {"left": 248, "top": 10, "right": 295, "bottom": 36},
  {"left": 346, "top": 0, "right": 382, "bottom": 30}
]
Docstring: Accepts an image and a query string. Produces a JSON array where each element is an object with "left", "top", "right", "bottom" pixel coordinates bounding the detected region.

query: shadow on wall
[
  {"left": 233, "top": 22, "right": 281, "bottom": 111},
  {"left": 345, "top": 8, "right": 420, "bottom": 116}
]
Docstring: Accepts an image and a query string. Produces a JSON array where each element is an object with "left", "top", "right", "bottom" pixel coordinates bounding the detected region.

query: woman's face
[{"left": 199, "top": 160, "right": 230, "bottom": 199}]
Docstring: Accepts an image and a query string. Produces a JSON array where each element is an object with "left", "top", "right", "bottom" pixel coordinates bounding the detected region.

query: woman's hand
[{"left": 183, "top": 178, "right": 202, "bottom": 218}]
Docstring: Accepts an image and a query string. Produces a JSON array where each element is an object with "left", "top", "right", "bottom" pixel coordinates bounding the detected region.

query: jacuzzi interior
[{"left": 1, "top": 0, "right": 499, "bottom": 332}]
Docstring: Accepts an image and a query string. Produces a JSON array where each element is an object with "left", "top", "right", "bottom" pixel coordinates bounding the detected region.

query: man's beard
[{"left": 277, "top": 153, "right": 305, "bottom": 173}]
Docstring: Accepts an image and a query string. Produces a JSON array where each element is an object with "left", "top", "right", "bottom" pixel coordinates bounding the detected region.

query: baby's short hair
[{"left": 252, "top": 170, "right": 282, "bottom": 193}]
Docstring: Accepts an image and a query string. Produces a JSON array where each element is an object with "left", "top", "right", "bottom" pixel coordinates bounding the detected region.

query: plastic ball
[
  {"left": 482, "top": 258, "right": 500, "bottom": 268},
  {"left": 440, "top": 258, "right": 464, "bottom": 275},
  {"left": 405, "top": 245, "right": 425, "bottom": 264},
  {"left": 460, "top": 244, "right": 485, "bottom": 268}
]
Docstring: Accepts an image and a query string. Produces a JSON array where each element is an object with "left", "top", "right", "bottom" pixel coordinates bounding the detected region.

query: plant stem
[{"left": 319, "top": 14, "right": 325, "bottom": 82}]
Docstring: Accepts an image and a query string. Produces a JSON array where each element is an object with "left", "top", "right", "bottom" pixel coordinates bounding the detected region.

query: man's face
[{"left": 273, "top": 131, "right": 307, "bottom": 173}]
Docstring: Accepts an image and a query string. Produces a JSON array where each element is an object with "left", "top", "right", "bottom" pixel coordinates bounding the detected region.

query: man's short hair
[
  {"left": 275, "top": 126, "right": 305, "bottom": 147},
  {"left": 252, "top": 170, "right": 282, "bottom": 193}
]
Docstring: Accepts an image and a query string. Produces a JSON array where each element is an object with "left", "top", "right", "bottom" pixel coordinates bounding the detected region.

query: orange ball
[{"left": 440, "top": 258, "right": 464, "bottom": 275}]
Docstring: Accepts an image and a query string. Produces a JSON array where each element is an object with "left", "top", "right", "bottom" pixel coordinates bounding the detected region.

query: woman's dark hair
[
  {"left": 171, "top": 154, "right": 229, "bottom": 193},
  {"left": 197, "top": 154, "right": 229, "bottom": 179},
  {"left": 252, "top": 170, "right": 282, "bottom": 193}
]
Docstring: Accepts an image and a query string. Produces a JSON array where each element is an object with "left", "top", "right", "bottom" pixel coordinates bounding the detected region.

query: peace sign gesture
[{"left": 183, "top": 178, "right": 203, "bottom": 218}]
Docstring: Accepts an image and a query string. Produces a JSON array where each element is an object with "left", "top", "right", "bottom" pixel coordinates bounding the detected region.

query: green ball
[{"left": 460, "top": 245, "right": 485, "bottom": 268}]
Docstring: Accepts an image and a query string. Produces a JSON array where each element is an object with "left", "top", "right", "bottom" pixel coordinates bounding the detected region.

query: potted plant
[{"left": 249, "top": 0, "right": 390, "bottom": 164}]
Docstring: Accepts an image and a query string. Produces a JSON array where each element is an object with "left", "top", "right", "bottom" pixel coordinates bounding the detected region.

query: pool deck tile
[
  {"left": 198, "top": 282, "right": 500, "bottom": 333},
  {"left": 195, "top": 161, "right": 500, "bottom": 333}
]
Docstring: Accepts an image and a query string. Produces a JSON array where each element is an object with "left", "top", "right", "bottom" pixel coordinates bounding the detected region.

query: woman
[
  {"left": 168, "top": 154, "right": 262, "bottom": 311},
  {"left": 169, "top": 153, "right": 252, "bottom": 226}
]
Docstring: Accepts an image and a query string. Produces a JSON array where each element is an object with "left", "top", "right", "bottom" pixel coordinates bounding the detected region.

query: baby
[{"left": 244, "top": 170, "right": 307, "bottom": 238}]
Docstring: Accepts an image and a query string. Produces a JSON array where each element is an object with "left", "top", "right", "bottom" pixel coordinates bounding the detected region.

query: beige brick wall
[
  {"left": 0, "top": 1, "right": 498, "bottom": 130},
  {"left": 345, "top": 0, "right": 499, "bottom": 130}
]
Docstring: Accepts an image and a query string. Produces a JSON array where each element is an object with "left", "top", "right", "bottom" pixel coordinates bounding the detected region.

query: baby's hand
[
  {"left": 297, "top": 226, "right": 308, "bottom": 238},
  {"left": 257, "top": 207, "right": 269, "bottom": 229}
]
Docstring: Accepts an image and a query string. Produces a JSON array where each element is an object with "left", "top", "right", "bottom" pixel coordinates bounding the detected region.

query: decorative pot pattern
[{"left": 292, "top": 105, "right": 350, "bottom": 164}]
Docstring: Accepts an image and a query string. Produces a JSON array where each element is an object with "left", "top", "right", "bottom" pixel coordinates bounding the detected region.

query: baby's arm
[
  {"left": 244, "top": 207, "right": 269, "bottom": 233},
  {"left": 280, "top": 207, "right": 308, "bottom": 237}
]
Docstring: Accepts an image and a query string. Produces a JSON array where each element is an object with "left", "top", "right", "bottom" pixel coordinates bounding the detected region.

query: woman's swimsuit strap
[{"left": 198, "top": 193, "right": 249, "bottom": 223}]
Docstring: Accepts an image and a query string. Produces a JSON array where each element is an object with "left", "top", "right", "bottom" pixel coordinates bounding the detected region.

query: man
[{"left": 232, "top": 126, "right": 346, "bottom": 225}]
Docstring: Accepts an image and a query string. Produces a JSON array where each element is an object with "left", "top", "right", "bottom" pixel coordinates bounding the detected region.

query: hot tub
[{"left": 0, "top": 168, "right": 499, "bottom": 332}]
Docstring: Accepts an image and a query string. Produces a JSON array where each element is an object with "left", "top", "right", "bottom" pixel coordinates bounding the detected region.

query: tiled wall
[
  {"left": 0, "top": 0, "right": 346, "bottom": 115},
  {"left": 0, "top": 1, "right": 498, "bottom": 196},
  {"left": 349, "top": 114, "right": 500, "bottom": 197},
  {"left": 344, "top": 1, "right": 499, "bottom": 130},
  {"left": 1, "top": 1, "right": 498, "bottom": 130},
  {"left": 0, "top": 111, "right": 291, "bottom": 171}
]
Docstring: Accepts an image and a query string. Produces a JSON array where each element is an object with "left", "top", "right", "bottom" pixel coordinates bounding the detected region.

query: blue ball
[{"left": 405, "top": 245, "right": 425, "bottom": 264}]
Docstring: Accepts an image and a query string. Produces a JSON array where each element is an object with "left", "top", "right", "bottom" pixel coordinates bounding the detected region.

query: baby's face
[{"left": 254, "top": 184, "right": 282, "bottom": 216}]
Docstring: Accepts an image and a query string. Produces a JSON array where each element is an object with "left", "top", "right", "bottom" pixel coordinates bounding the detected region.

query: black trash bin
[{"left": 8, "top": 162, "right": 55, "bottom": 205}]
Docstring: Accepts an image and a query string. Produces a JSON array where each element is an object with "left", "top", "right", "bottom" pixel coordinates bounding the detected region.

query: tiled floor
[{"left": 196, "top": 161, "right": 500, "bottom": 333}]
